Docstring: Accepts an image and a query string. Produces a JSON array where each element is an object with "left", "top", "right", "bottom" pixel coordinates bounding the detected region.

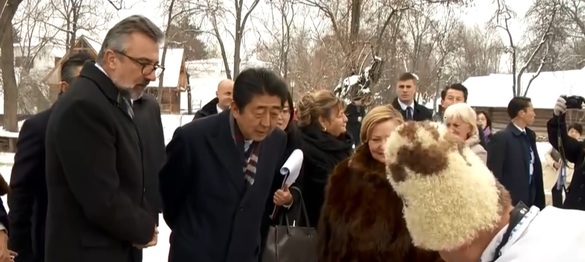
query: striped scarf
[{"left": 230, "top": 115, "right": 262, "bottom": 186}]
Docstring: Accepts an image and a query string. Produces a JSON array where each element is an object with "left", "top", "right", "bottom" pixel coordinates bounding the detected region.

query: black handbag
[{"left": 262, "top": 187, "right": 317, "bottom": 262}]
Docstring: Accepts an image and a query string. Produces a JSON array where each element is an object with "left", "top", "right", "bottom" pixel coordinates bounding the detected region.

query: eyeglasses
[{"left": 113, "top": 50, "right": 165, "bottom": 77}]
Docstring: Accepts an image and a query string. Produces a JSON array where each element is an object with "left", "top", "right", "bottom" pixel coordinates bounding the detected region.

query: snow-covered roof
[
  {"left": 147, "top": 48, "right": 185, "bottom": 88},
  {"left": 463, "top": 68, "right": 585, "bottom": 109},
  {"left": 185, "top": 58, "right": 271, "bottom": 77}
]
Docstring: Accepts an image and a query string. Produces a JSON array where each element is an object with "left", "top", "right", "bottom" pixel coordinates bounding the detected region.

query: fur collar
[{"left": 317, "top": 145, "right": 443, "bottom": 262}]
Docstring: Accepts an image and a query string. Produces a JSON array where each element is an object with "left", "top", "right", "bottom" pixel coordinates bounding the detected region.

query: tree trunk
[
  {"left": 1, "top": 21, "right": 19, "bottom": 132},
  {"left": 0, "top": 0, "right": 23, "bottom": 44},
  {"left": 158, "top": 0, "right": 176, "bottom": 104},
  {"left": 348, "top": 0, "right": 361, "bottom": 71}
]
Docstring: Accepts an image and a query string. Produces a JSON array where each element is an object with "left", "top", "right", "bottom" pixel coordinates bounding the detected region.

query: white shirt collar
[
  {"left": 397, "top": 99, "right": 414, "bottom": 110},
  {"left": 479, "top": 206, "right": 540, "bottom": 262},
  {"left": 216, "top": 103, "right": 223, "bottom": 113},
  {"left": 94, "top": 63, "right": 108, "bottom": 77},
  {"left": 512, "top": 122, "right": 526, "bottom": 133}
]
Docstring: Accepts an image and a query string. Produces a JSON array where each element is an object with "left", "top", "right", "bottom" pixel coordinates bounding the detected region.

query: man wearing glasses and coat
[{"left": 44, "top": 16, "right": 165, "bottom": 262}]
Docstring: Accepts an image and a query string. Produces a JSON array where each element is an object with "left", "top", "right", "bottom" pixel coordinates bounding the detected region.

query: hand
[
  {"left": 133, "top": 227, "right": 158, "bottom": 249},
  {"left": 0, "top": 231, "right": 13, "bottom": 262},
  {"left": 554, "top": 96, "right": 567, "bottom": 116},
  {"left": 273, "top": 187, "right": 293, "bottom": 206},
  {"left": 553, "top": 160, "right": 561, "bottom": 170}
]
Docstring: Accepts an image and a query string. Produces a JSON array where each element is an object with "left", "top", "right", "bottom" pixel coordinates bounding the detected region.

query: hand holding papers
[
  {"left": 270, "top": 149, "right": 304, "bottom": 220},
  {"left": 280, "top": 149, "right": 304, "bottom": 188}
]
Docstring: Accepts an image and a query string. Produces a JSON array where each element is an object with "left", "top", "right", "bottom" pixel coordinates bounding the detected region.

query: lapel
[
  {"left": 391, "top": 98, "right": 406, "bottom": 119},
  {"left": 507, "top": 123, "right": 531, "bottom": 166},
  {"left": 207, "top": 111, "right": 247, "bottom": 191},
  {"left": 78, "top": 62, "right": 134, "bottom": 121}
]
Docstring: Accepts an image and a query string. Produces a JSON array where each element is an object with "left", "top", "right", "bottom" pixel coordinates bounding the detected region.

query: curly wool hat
[{"left": 384, "top": 121, "right": 503, "bottom": 251}]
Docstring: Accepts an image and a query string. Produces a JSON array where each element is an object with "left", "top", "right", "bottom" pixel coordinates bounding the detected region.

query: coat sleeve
[
  {"left": 317, "top": 162, "right": 348, "bottom": 262},
  {"left": 53, "top": 99, "right": 155, "bottom": 245},
  {"left": 547, "top": 114, "right": 583, "bottom": 164},
  {"left": 486, "top": 132, "right": 507, "bottom": 180},
  {"left": 159, "top": 126, "right": 193, "bottom": 229},
  {"left": 8, "top": 118, "right": 43, "bottom": 255}
]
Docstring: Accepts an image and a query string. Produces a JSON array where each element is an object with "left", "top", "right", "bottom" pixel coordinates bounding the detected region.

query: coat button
[{"left": 239, "top": 207, "right": 244, "bottom": 212}]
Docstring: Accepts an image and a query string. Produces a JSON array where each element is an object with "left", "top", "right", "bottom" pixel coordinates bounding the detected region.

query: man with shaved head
[{"left": 193, "top": 79, "right": 234, "bottom": 120}]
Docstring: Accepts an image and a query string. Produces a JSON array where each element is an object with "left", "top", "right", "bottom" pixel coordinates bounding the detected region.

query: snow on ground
[{"left": 0, "top": 114, "right": 560, "bottom": 260}]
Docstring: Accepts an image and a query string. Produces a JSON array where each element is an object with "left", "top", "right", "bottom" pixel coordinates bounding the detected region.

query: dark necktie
[
  {"left": 117, "top": 94, "right": 134, "bottom": 119},
  {"left": 406, "top": 106, "right": 413, "bottom": 120}
]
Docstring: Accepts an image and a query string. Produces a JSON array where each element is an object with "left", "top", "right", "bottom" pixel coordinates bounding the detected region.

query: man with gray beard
[{"left": 44, "top": 15, "right": 164, "bottom": 262}]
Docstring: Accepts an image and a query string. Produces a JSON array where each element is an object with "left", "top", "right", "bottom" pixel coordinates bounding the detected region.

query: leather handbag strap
[{"left": 280, "top": 186, "right": 311, "bottom": 232}]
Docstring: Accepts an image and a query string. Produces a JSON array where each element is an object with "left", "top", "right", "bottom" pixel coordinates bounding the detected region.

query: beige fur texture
[{"left": 384, "top": 121, "right": 501, "bottom": 251}]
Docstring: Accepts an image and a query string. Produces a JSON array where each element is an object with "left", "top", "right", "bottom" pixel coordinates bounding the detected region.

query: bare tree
[
  {"left": 0, "top": 0, "right": 24, "bottom": 131},
  {"left": 450, "top": 24, "right": 504, "bottom": 79},
  {"left": 0, "top": 0, "right": 23, "bottom": 43},
  {"left": 157, "top": 0, "right": 207, "bottom": 103},
  {"left": 253, "top": 0, "right": 296, "bottom": 78},
  {"left": 202, "top": 0, "right": 260, "bottom": 79},
  {"left": 12, "top": 0, "right": 60, "bottom": 113},
  {"left": 46, "top": 0, "right": 114, "bottom": 50},
  {"left": 492, "top": 0, "right": 557, "bottom": 96},
  {"left": 1, "top": 21, "right": 18, "bottom": 132}
]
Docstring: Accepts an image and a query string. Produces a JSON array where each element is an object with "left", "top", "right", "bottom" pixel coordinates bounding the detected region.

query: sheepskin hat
[{"left": 384, "top": 121, "right": 503, "bottom": 251}]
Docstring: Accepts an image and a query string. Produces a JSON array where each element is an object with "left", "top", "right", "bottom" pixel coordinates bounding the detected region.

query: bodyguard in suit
[
  {"left": 192, "top": 79, "right": 234, "bottom": 121},
  {"left": 160, "top": 68, "right": 289, "bottom": 262},
  {"left": 487, "top": 96, "right": 545, "bottom": 209},
  {"left": 391, "top": 72, "right": 433, "bottom": 121},
  {"left": 44, "top": 15, "right": 164, "bottom": 262},
  {"left": 8, "top": 52, "right": 92, "bottom": 262}
]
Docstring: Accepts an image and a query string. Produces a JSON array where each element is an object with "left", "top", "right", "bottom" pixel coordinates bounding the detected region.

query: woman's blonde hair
[
  {"left": 297, "top": 89, "right": 345, "bottom": 127},
  {"left": 360, "top": 105, "right": 404, "bottom": 143},
  {"left": 443, "top": 103, "right": 478, "bottom": 136}
]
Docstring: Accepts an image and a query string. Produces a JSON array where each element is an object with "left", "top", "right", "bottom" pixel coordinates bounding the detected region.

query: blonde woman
[
  {"left": 318, "top": 105, "right": 443, "bottom": 262},
  {"left": 297, "top": 90, "right": 353, "bottom": 227},
  {"left": 443, "top": 103, "right": 487, "bottom": 163}
]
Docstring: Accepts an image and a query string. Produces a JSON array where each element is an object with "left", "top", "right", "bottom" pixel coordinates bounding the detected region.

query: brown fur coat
[{"left": 317, "top": 146, "right": 443, "bottom": 262}]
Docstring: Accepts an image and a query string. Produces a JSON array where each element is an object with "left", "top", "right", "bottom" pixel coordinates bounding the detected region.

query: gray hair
[
  {"left": 443, "top": 103, "right": 478, "bottom": 136},
  {"left": 97, "top": 15, "right": 164, "bottom": 63}
]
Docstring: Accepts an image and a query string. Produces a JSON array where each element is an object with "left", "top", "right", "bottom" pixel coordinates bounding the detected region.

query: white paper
[{"left": 280, "top": 149, "right": 303, "bottom": 188}]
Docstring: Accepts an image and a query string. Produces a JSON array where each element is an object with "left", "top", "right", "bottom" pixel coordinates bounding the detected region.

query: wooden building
[
  {"left": 144, "top": 48, "right": 187, "bottom": 113},
  {"left": 43, "top": 36, "right": 187, "bottom": 113},
  {"left": 43, "top": 35, "right": 101, "bottom": 102}
]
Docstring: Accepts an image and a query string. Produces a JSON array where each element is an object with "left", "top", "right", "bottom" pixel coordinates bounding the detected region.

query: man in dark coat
[
  {"left": 487, "top": 96, "right": 545, "bottom": 209},
  {"left": 391, "top": 72, "right": 433, "bottom": 121},
  {"left": 132, "top": 94, "right": 166, "bottom": 225},
  {"left": 192, "top": 79, "right": 233, "bottom": 120},
  {"left": 548, "top": 96, "right": 585, "bottom": 210},
  {"left": 8, "top": 52, "right": 92, "bottom": 262},
  {"left": 160, "top": 68, "right": 288, "bottom": 262},
  {"left": 44, "top": 15, "right": 164, "bottom": 262}
]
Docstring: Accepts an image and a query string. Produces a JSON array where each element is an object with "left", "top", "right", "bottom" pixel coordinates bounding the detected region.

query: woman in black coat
[
  {"left": 259, "top": 91, "right": 302, "bottom": 261},
  {"left": 297, "top": 90, "right": 353, "bottom": 227}
]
